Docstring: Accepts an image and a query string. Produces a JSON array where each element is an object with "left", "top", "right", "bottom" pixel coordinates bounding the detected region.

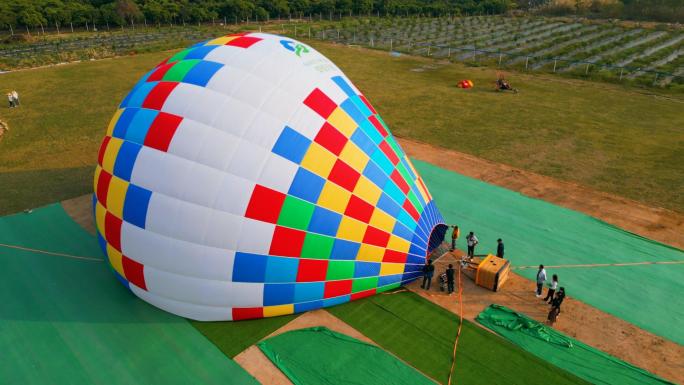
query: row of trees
[
  {"left": 530, "top": 0, "right": 684, "bottom": 23},
  {"left": 0, "top": 0, "right": 515, "bottom": 32}
]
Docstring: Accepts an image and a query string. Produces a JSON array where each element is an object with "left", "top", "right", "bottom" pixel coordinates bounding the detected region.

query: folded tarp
[
  {"left": 258, "top": 326, "right": 437, "bottom": 385},
  {"left": 476, "top": 304, "right": 674, "bottom": 385}
]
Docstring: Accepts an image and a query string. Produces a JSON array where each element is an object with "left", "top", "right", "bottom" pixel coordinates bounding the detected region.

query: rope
[
  {"left": 0, "top": 242, "right": 103, "bottom": 262},
  {"left": 447, "top": 263, "right": 464, "bottom": 385},
  {"left": 513, "top": 260, "right": 684, "bottom": 270}
]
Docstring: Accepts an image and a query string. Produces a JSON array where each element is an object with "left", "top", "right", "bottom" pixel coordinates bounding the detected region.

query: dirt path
[
  {"left": 397, "top": 137, "right": 684, "bottom": 250},
  {"left": 409, "top": 250, "right": 684, "bottom": 384}
]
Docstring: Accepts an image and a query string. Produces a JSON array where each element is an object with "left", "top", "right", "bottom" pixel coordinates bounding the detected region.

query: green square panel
[
  {"left": 352, "top": 277, "right": 378, "bottom": 293},
  {"left": 277, "top": 196, "right": 315, "bottom": 230},
  {"left": 301, "top": 233, "right": 334, "bottom": 259},
  {"left": 326, "top": 261, "right": 355, "bottom": 280},
  {"left": 167, "top": 49, "right": 191, "bottom": 63},
  {"left": 407, "top": 191, "right": 422, "bottom": 213},
  {"left": 163, "top": 59, "right": 200, "bottom": 81},
  {"left": 377, "top": 282, "right": 401, "bottom": 293}
]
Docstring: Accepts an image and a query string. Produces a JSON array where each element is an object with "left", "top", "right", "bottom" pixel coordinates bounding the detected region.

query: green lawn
[
  {"left": 0, "top": 40, "right": 682, "bottom": 215},
  {"left": 327, "top": 290, "right": 590, "bottom": 385}
]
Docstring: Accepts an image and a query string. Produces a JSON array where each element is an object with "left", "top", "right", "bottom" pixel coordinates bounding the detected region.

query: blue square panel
[
  {"left": 265, "top": 256, "right": 299, "bottom": 283},
  {"left": 232, "top": 252, "right": 267, "bottom": 282},
  {"left": 264, "top": 283, "right": 295, "bottom": 306},
  {"left": 272, "top": 126, "right": 311, "bottom": 164},
  {"left": 307, "top": 206, "right": 342, "bottom": 237},
  {"left": 288, "top": 168, "right": 325, "bottom": 203}
]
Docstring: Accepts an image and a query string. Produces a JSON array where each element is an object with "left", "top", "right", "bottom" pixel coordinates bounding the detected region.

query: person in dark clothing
[
  {"left": 544, "top": 274, "right": 558, "bottom": 302},
  {"left": 496, "top": 238, "right": 504, "bottom": 259},
  {"left": 547, "top": 287, "right": 566, "bottom": 325},
  {"left": 446, "top": 264, "right": 455, "bottom": 294},
  {"left": 421, "top": 259, "right": 435, "bottom": 290}
]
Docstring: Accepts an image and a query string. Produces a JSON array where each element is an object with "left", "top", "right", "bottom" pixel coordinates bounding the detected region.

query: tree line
[{"left": 0, "top": 0, "right": 515, "bottom": 32}]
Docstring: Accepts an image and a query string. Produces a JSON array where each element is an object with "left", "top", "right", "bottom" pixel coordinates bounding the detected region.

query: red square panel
[
  {"left": 142, "top": 82, "right": 178, "bottom": 111},
  {"left": 233, "top": 307, "right": 264, "bottom": 321},
  {"left": 226, "top": 36, "right": 262, "bottom": 48},
  {"left": 98, "top": 136, "right": 111, "bottom": 166},
  {"left": 324, "top": 279, "right": 353, "bottom": 298},
  {"left": 390, "top": 170, "right": 410, "bottom": 194},
  {"left": 304, "top": 88, "right": 337, "bottom": 119},
  {"left": 383, "top": 249, "right": 407, "bottom": 263},
  {"left": 96, "top": 170, "right": 112, "bottom": 206},
  {"left": 144, "top": 112, "right": 182, "bottom": 152},
  {"left": 402, "top": 199, "right": 420, "bottom": 221},
  {"left": 368, "top": 115, "right": 388, "bottom": 137},
  {"left": 351, "top": 288, "right": 376, "bottom": 301},
  {"left": 269, "top": 226, "right": 306, "bottom": 257},
  {"left": 379, "top": 141, "right": 399, "bottom": 165},
  {"left": 314, "top": 122, "right": 347, "bottom": 156},
  {"left": 245, "top": 185, "right": 286, "bottom": 223},
  {"left": 122, "top": 255, "right": 147, "bottom": 290},
  {"left": 344, "top": 195, "right": 374, "bottom": 223},
  {"left": 296, "top": 259, "right": 328, "bottom": 282},
  {"left": 104, "top": 211, "right": 123, "bottom": 251},
  {"left": 362, "top": 226, "right": 390, "bottom": 248},
  {"left": 328, "top": 160, "right": 360, "bottom": 192},
  {"left": 147, "top": 62, "right": 174, "bottom": 82}
]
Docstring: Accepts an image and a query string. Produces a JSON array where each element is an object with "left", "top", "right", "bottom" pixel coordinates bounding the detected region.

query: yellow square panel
[
  {"left": 416, "top": 177, "right": 432, "bottom": 202},
  {"left": 356, "top": 244, "right": 384, "bottom": 262},
  {"left": 106, "top": 176, "right": 129, "bottom": 219},
  {"left": 263, "top": 304, "right": 294, "bottom": 318},
  {"left": 95, "top": 200, "right": 107, "bottom": 235},
  {"left": 380, "top": 262, "right": 405, "bottom": 276},
  {"left": 206, "top": 36, "right": 238, "bottom": 45},
  {"left": 301, "top": 143, "right": 337, "bottom": 178},
  {"left": 318, "top": 182, "right": 351, "bottom": 213},
  {"left": 387, "top": 235, "right": 411, "bottom": 253},
  {"left": 327, "top": 107, "right": 357, "bottom": 137},
  {"left": 352, "top": 176, "right": 382, "bottom": 206},
  {"left": 106, "top": 109, "right": 124, "bottom": 137},
  {"left": 336, "top": 216, "right": 367, "bottom": 243},
  {"left": 369, "top": 209, "right": 395, "bottom": 233},
  {"left": 106, "top": 244, "right": 125, "bottom": 277},
  {"left": 101, "top": 137, "right": 123, "bottom": 174},
  {"left": 338, "top": 142, "right": 369, "bottom": 171}
]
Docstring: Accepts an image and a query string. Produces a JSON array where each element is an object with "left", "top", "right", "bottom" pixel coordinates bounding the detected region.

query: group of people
[
  {"left": 535, "top": 264, "right": 566, "bottom": 325},
  {"left": 450, "top": 225, "right": 505, "bottom": 259},
  {"left": 7, "top": 90, "right": 20, "bottom": 108}
]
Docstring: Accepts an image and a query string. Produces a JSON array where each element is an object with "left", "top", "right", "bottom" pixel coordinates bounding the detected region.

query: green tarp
[
  {"left": 414, "top": 160, "right": 684, "bottom": 346},
  {"left": 258, "top": 326, "right": 437, "bottom": 385},
  {"left": 476, "top": 305, "right": 673, "bottom": 385},
  {"left": 0, "top": 204, "right": 258, "bottom": 385}
]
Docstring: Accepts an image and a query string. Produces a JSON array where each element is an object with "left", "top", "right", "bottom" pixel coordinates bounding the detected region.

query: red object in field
[{"left": 457, "top": 80, "right": 474, "bottom": 89}]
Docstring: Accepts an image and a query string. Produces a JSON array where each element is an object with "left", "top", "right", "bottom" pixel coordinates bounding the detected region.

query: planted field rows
[{"left": 313, "top": 16, "right": 684, "bottom": 88}]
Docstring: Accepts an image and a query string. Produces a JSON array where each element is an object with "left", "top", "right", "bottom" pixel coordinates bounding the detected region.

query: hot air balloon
[{"left": 94, "top": 32, "right": 447, "bottom": 321}]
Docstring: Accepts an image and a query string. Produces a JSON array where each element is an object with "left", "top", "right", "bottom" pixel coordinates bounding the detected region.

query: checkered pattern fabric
[{"left": 94, "top": 33, "right": 446, "bottom": 321}]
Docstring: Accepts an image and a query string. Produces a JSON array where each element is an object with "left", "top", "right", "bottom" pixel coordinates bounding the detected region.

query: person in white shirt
[
  {"left": 544, "top": 274, "right": 558, "bottom": 302},
  {"left": 7, "top": 92, "right": 14, "bottom": 108},
  {"left": 465, "top": 231, "right": 478, "bottom": 258},
  {"left": 535, "top": 265, "right": 547, "bottom": 297},
  {"left": 11, "top": 90, "right": 19, "bottom": 106}
]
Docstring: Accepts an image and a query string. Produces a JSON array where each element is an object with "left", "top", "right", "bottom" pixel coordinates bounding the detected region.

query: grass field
[{"left": 1, "top": 40, "right": 681, "bottom": 215}]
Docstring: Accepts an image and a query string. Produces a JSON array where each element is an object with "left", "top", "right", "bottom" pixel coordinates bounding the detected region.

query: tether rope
[
  {"left": 0, "top": 242, "right": 103, "bottom": 262},
  {"left": 513, "top": 260, "right": 684, "bottom": 270},
  {"left": 447, "top": 263, "right": 464, "bottom": 385}
]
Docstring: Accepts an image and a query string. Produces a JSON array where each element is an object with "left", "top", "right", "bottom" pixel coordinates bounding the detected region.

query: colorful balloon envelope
[{"left": 94, "top": 33, "right": 447, "bottom": 321}]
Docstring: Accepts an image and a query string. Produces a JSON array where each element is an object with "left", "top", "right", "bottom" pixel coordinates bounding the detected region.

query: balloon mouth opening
[{"left": 426, "top": 223, "right": 449, "bottom": 257}]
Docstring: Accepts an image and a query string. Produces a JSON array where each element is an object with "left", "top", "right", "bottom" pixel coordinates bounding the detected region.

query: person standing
[
  {"left": 421, "top": 259, "right": 435, "bottom": 290},
  {"left": 547, "top": 287, "right": 566, "bottom": 325},
  {"left": 544, "top": 274, "right": 558, "bottom": 302},
  {"left": 466, "top": 232, "right": 478, "bottom": 258},
  {"left": 450, "top": 225, "right": 460, "bottom": 251},
  {"left": 11, "top": 90, "right": 19, "bottom": 107},
  {"left": 446, "top": 264, "right": 455, "bottom": 295},
  {"left": 496, "top": 238, "right": 504, "bottom": 259},
  {"left": 535, "top": 264, "right": 546, "bottom": 298},
  {"left": 7, "top": 92, "right": 14, "bottom": 108}
]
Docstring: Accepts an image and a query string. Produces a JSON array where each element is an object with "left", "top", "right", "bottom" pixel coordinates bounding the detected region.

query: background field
[{"left": 1, "top": 40, "right": 682, "bottom": 215}]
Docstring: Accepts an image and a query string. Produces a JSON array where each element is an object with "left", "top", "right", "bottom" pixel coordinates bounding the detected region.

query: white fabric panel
[
  {"left": 318, "top": 79, "right": 350, "bottom": 107},
  {"left": 205, "top": 65, "right": 249, "bottom": 97},
  {"left": 278, "top": 68, "right": 321, "bottom": 111},
  {"left": 181, "top": 87, "right": 226, "bottom": 128},
  {"left": 146, "top": 194, "right": 212, "bottom": 246},
  {"left": 130, "top": 285, "right": 233, "bottom": 321},
  {"left": 131, "top": 148, "right": 193, "bottom": 197},
  {"left": 177, "top": 161, "right": 224, "bottom": 208},
  {"left": 261, "top": 87, "right": 297, "bottom": 122},
  {"left": 143, "top": 266, "right": 263, "bottom": 307},
  {"left": 227, "top": 139, "right": 269, "bottom": 180},
  {"left": 213, "top": 97, "right": 257, "bottom": 139},
  {"left": 242, "top": 110, "right": 283, "bottom": 150},
  {"left": 237, "top": 219, "right": 275, "bottom": 255},
  {"left": 121, "top": 222, "right": 235, "bottom": 281},
  {"left": 202, "top": 209, "right": 242, "bottom": 250},
  {"left": 258, "top": 153, "right": 298, "bottom": 193},
  {"left": 213, "top": 173, "right": 254, "bottom": 215},
  {"left": 167, "top": 119, "right": 208, "bottom": 164},
  {"left": 203, "top": 45, "right": 241, "bottom": 65},
  {"left": 233, "top": 73, "right": 276, "bottom": 112},
  {"left": 161, "top": 82, "right": 201, "bottom": 117},
  {"left": 287, "top": 104, "right": 325, "bottom": 140},
  {"left": 251, "top": 51, "right": 291, "bottom": 85},
  {"left": 169, "top": 119, "right": 240, "bottom": 172}
]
